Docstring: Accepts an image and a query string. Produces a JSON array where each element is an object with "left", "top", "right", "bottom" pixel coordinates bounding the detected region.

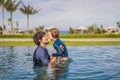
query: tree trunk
[
  {"left": 2, "top": 6, "right": 4, "bottom": 34},
  {"left": 27, "top": 15, "right": 29, "bottom": 34},
  {"left": 10, "top": 12, "right": 13, "bottom": 34}
]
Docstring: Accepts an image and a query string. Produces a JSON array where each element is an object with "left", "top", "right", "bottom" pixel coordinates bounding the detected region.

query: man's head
[
  {"left": 33, "top": 31, "right": 48, "bottom": 45},
  {"left": 47, "top": 28, "right": 59, "bottom": 40}
]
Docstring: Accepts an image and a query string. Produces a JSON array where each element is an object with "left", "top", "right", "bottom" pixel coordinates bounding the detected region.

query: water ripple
[{"left": 0, "top": 46, "right": 120, "bottom": 80}]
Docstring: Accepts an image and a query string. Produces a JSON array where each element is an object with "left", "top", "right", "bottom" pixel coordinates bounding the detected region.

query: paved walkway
[{"left": 0, "top": 38, "right": 120, "bottom": 42}]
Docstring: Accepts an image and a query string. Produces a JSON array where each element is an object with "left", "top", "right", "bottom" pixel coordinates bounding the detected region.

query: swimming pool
[{"left": 0, "top": 46, "right": 120, "bottom": 80}]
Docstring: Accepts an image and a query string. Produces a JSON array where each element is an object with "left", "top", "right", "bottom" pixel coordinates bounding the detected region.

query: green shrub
[
  {"left": 0, "top": 34, "right": 33, "bottom": 38},
  {"left": 60, "top": 34, "right": 120, "bottom": 38},
  {"left": 0, "top": 34, "right": 120, "bottom": 38}
]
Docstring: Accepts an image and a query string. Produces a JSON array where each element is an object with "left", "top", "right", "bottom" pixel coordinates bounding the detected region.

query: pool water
[{"left": 0, "top": 46, "right": 120, "bottom": 80}]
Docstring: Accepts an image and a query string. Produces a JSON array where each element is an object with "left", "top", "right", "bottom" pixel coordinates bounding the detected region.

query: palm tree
[
  {"left": 116, "top": 22, "right": 120, "bottom": 29},
  {"left": 87, "top": 24, "right": 97, "bottom": 34},
  {"left": 0, "top": 0, "right": 6, "bottom": 34},
  {"left": 5, "top": 0, "right": 21, "bottom": 34},
  {"left": 19, "top": 4, "right": 40, "bottom": 34},
  {"left": 0, "top": 25, "right": 2, "bottom": 34},
  {"left": 69, "top": 27, "right": 74, "bottom": 34},
  {"left": 35, "top": 25, "right": 44, "bottom": 32},
  {"left": 100, "top": 25, "right": 106, "bottom": 34}
]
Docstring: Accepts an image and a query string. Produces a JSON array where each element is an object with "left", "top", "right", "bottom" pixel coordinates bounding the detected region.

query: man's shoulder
[{"left": 36, "top": 46, "right": 45, "bottom": 53}]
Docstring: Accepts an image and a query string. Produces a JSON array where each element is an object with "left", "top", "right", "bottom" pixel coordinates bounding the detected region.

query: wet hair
[
  {"left": 49, "top": 28, "right": 59, "bottom": 38},
  {"left": 33, "top": 31, "right": 45, "bottom": 45}
]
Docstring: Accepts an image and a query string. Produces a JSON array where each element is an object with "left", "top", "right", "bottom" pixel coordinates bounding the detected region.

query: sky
[{"left": 0, "top": 0, "right": 120, "bottom": 31}]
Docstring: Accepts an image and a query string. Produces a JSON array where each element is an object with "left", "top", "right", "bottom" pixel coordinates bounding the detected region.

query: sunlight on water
[{"left": 0, "top": 46, "right": 120, "bottom": 80}]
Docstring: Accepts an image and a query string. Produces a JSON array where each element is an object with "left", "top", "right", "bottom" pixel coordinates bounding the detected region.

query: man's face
[{"left": 40, "top": 35, "right": 49, "bottom": 44}]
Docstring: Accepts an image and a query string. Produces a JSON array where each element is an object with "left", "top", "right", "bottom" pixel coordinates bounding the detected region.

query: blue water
[
  {"left": 0, "top": 46, "right": 120, "bottom": 80},
  {"left": 60, "top": 31, "right": 68, "bottom": 34}
]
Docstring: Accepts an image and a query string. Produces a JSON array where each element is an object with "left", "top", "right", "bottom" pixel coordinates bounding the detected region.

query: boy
[{"left": 47, "top": 28, "right": 69, "bottom": 63}]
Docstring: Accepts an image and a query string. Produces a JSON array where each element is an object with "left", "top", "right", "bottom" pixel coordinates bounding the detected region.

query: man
[{"left": 33, "top": 31, "right": 56, "bottom": 67}]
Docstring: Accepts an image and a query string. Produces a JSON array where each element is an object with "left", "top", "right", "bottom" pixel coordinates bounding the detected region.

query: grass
[
  {"left": 0, "top": 41, "right": 120, "bottom": 46},
  {"left": 0, "top": 34, "right": 33, "bottom": 38},
  {"left": 0, "top": 34, "right": 120, "bottom": 38},
  {"left": 60, "top": 34, "right": 120, "bottom": 38},
  {"left": 64, "top": 41, "right": 120, "bottom": 46}
]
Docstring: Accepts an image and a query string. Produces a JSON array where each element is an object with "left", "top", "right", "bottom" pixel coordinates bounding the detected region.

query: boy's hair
[
  {"left": 33, "top": 31, "right": 45, "bottom": 45},
  {"left": 49, "top": 28, "right": 59, "bottom": 38}
]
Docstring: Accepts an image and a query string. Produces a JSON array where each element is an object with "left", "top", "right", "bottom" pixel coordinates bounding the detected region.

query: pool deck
[{"left": 0, "top": 38, "right": 120, "bottom": 42}]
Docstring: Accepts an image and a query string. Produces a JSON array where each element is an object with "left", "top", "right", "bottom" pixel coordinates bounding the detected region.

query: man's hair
[
  {"left": 33, "top": 31, "right": 45, "bottom": 45},
  {"left": 49, "top": 28, "right": 59, "bottom": 38}
]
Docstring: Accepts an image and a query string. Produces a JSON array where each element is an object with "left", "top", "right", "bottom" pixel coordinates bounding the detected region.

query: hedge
[{"left": 0, "top": 34, "right": 120, "bottom": 38}]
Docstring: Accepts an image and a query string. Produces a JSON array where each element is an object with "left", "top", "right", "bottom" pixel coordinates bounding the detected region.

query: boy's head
[
  {"left": 33, "top": 31, "right": 48, "bottom": 45},
  {"left": 48, "top": 28, "right": 59, "bottom": 40}
]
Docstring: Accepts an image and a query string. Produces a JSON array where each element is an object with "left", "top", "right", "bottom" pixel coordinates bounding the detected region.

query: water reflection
[{"left": 33, "top": 65, "right": 69, "bottom": 80}]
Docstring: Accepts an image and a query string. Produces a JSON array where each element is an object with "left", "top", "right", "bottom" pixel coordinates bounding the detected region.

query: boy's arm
[
  {"left": 50, "top": 56, "right": 57, "bottom": 65},
  {"left": 52, "top": 44, "right": 63, "bottom": 57}
]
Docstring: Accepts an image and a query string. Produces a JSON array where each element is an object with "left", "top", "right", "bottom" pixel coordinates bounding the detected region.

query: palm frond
[
  {"left": 0, "top": 0, "right": 6, "bottom": 7},
  {"left": 19, "top": 4, "right": 40, "bottom": 16},
  {"left": 5, "top": 0, "right": 21, "bottom": 12},
  {"left": 13, "top": 0, "right": 21, "bottom": 11}
]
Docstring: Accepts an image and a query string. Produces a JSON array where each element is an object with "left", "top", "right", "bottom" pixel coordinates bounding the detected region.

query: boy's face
[
  {"left": 40, "top": 35, "right": 49, "bottom": 44},
  {"left": 47, "top": 32, "right": 54, "bottom": 41}
]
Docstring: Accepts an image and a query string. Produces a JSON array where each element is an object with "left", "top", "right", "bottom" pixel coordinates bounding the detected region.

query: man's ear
[{"left": 39, "top": 39, "right": 41, "bottom": 42}]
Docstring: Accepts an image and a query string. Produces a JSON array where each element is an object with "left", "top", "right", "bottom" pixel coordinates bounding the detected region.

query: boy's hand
[
  {"left": 59, "top": 45, "right": 64, "bottom": 52},
  {"left": 50, "top": 56, "right": 53, "bottom": 59}
]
